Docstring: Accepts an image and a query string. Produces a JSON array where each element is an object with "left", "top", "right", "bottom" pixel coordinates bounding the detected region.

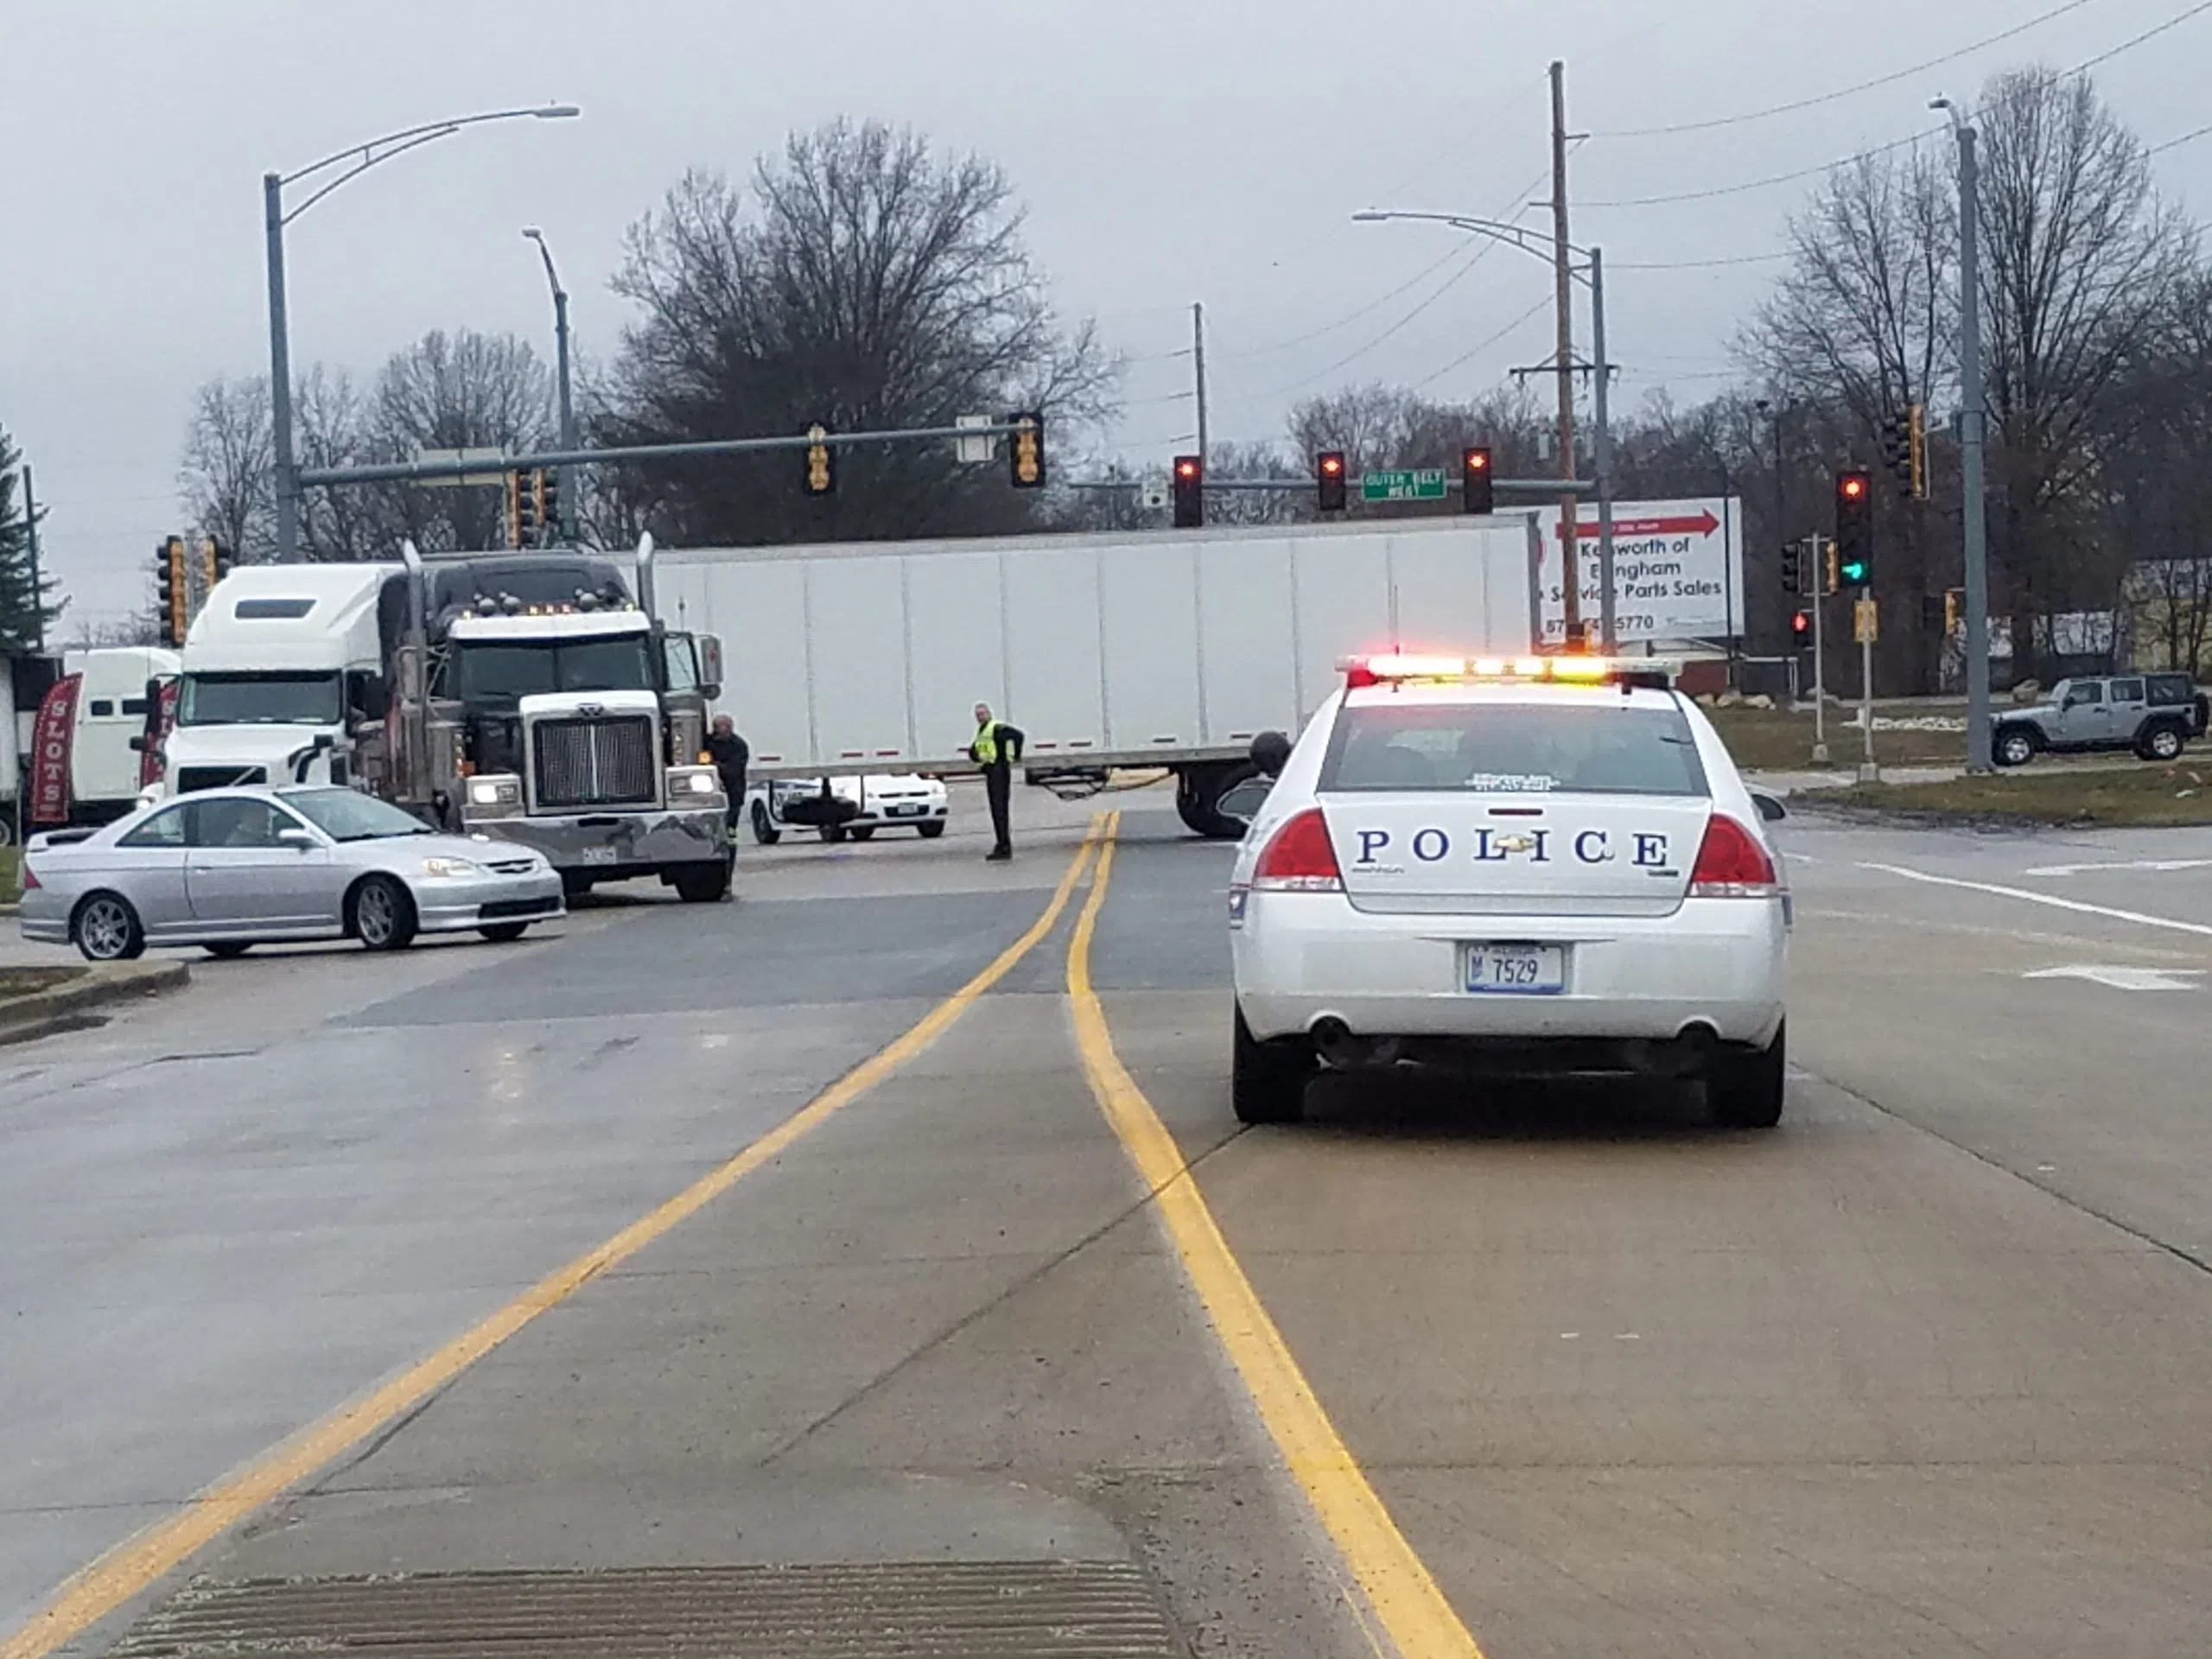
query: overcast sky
[{"left": 6, "top": 0, "right": 2209, "bottom": 630}]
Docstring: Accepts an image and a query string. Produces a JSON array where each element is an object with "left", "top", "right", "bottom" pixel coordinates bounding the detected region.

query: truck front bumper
[{"left": 464, "top": 806, "right": 730, "bottom": 878}]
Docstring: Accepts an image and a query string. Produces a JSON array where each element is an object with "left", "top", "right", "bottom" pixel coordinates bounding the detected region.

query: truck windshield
[
  {"left": 177, "top": 671, "right": 342, "bottom": 727},
  {"left": 452, "top": 638, "right": 657, "bottom": 707}
]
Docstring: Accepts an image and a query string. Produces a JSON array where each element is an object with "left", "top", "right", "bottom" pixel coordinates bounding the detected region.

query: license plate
[
  {"left": 1463, "top": 944, "right": 1566, "bottom": 995},
  {"left": 579, "top": 845, "right": 619, "bottom": 866},
  {"left": 887, "top": 803, "right": 925, "bottom": 817}
]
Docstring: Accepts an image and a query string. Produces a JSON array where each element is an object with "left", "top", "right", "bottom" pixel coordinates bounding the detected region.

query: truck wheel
[
  {"left": 349, "top": 874, "right": 418, "bottom": 952},
  {"left": 477, "top": 923, "right": 531, "bottom": 943},
  {"left": 1232, "top": 1006, "right": 1313, "bottom": 1125},
  {"left": 673, "top": 861, "right": 733, "bottom": 904},
  {"left": 203, "top": 942, "right": 253, "bottom": 959},
  {"left": 847, "top": 825, "right": 876, "bottom": 842},
  {"left": 750, "top": 800, "right": 782, "bottom": 846},
  {"left": 1709, "top": 1022, "right": 1786, "bottom": 1129},
  {"left": 1993, "top": 727, "right": 2037, "bottom": 767},
  {"left": 561, "top": 871, "right": 593, "bottom": 901},
  {"left": 819, "top": 823, "right": 848, "bottom": 844},
  {"left": 918, "top": 821, "right": 946, "bottom": 839},
  {"left": 1177, "top": 761, "right": 1262, "bottom": 841},
  {"left": 2138, "top": 721, "right": 2186, "bottom": 762}
]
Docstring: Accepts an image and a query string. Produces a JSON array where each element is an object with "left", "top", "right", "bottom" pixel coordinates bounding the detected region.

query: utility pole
[
  {"left": 265, "top": 172, "right": 300, "bottom": 563},
  {"left": 1550, "top": 60, "right": 1582, "bottom": 647},
  {"left": 1192, "top": 302, "right": 1211, "bottom": 479},
  {"left": 1589, "top": 245, "right": 1616, "bottom": 652},
  {"left": 1809, "top": 536, "right": 1830, "bottom": 765},
  {"left": 1937, "top": 99, "right": 1994, "bottom": 773},
  {"left": 20, "top": 463, "right": 44, "bottom": 652}
]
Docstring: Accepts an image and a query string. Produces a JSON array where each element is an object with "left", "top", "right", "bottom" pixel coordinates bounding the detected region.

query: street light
[
  {"left": 264, "top": 103, "right": 580, "bottom": 560},
  {"left": 1353, "top": 209, "right": 1618, "bottom": 651},
  {"left": 523, "top": 226, "right": 577, "bottom": 543}
]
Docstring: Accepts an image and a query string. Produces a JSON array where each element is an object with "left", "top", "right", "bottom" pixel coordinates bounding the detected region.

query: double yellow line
[{"left": 6, "top": 815, "right": 1483, "bottom": 1659}]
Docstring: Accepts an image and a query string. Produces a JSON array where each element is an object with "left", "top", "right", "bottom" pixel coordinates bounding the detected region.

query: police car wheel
[
  {"left": 1709, "top": 1022, "right": 1785, "bottom": 1130},
  {"left": 750, "top": 800, "right": 782, "bottom": 846},
  {"left": 1232, "top": 1006, "right": 1313, "bottom": 1125},
  {"left": 918, "top": 821, "right": 946, "bottom": 839}
]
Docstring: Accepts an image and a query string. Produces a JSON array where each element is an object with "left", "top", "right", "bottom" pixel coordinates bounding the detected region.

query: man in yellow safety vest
[{"left": 968, "top": 701, "right": 1026, "bottom": 861}]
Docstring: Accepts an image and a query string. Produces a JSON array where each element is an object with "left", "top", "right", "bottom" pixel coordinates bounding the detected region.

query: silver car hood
[{"left": 327, "top": 831, "right": 546, "bottom": 871}]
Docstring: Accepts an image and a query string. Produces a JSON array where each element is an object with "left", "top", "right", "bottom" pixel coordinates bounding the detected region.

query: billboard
[{"left": 1535, "top": 497, "right": 1743, "bottom": 646}]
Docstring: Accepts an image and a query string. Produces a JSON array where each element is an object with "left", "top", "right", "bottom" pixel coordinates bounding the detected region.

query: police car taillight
[
  {"left": 1688, "top": 814, "right": 1778, "bottom": 897},
  {"left": 1252, "top": 807, "right": 1343, "bottom": 892}
]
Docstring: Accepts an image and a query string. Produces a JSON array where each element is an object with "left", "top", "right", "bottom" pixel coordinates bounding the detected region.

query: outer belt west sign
[{"left": 1536, "top": 496, "right": 1742, "bottom": 645}]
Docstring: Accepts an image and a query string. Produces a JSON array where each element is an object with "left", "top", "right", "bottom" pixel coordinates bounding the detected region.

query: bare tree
[
  {"left": 67, "top": 613, "right": 166, "bottom": 648},
  {"left": 178, "top": 376, "right": 276, "bottom": 562},
  {"left": 1976, "top": 66, "right": 2196, "bottom": 677},
  {"left": 370, "top": 329, "right": 555, "bottom": 552},
  {"left": 603, "top": 121, "right": 1115, "bottom": 546}
]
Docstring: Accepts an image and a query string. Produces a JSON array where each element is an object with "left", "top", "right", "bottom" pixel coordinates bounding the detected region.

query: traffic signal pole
[
  {"left": 1809, "top": 537, "right": 1830, "bottom": 766},
  {"left": 1952, "top": 111, "right": 1994, "bottom": 773}
]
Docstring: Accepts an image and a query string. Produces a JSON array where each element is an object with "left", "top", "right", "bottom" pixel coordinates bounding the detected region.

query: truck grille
[{"left": 531, "top": 715, "right": 658, "bottom": 810}]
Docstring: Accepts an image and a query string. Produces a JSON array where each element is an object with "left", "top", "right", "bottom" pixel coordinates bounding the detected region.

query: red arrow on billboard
[{"left": 1554, "top": 508, "right": 1719, "bottom": 539}]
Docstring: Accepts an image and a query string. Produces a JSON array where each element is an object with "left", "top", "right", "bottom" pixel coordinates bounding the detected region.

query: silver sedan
[{"left": 20, "top": 785, "right": 566, "bottom": 963}]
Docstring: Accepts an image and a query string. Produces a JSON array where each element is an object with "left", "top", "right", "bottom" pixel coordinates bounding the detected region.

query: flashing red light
[
  {"left": 1252, "top": 807, "right": 1343, "bottom": 892},
  {"left": 1467, "top": 449, "right": 1490, "bottom": 470},
  {"left": 1688, "top": 814, "right": 1779, "bottom": 897},
  {"left": 1175, "top": 458, "right": 1199, "bottom": 480},
  {"left": 1840, "top": 474, "right": 1866, "bottom": 499},
  {"left": 1319, "top": 454, "right": 1344, "bottom": 476}
]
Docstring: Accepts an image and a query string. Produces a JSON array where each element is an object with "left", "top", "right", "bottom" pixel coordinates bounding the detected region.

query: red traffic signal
[
  {"left": 1463, "top": 445, "right": 1494, "bottom": 513},
  {"left": 1791, "top": 609, "right": 1811, "bottom": 642},
  {"left": 1316, "top": 449, "right": 1347, "bottom": 512},
  {"left": 1172, "top": 454, "right": 1204, "bottom": 528}
]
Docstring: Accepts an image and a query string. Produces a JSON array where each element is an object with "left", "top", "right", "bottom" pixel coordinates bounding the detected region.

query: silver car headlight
[{"left": 420, "top": 855, "right": 482, "bottom": 879}]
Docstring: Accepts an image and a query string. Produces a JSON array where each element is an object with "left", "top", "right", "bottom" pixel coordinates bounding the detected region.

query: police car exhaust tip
[{"left": 1309, "top": 1016, "right": 1368, "bottom": 1068}]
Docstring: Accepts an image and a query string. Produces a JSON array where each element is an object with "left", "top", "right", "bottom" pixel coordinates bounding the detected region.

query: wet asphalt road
[{"left": 3, "top": 781, "right": 2208, "bottom": 1656}]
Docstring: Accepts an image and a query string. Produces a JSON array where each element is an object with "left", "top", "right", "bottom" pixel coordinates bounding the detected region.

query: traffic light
[
  {"left": 1008, "top": 412, "right": 1045, "bottom": 489},
  {"left": 503, "top": 471, "right": 526, "bottom": 549},
  {"left": 1172, "top": 454, "right": 1204, "bottom": 528},
  {"left": 1907, "top": 403, "right": 1928, "bottom": 500},
  {"left": 532, "top": 468, "right": 560, "bottom": 542},
  {"left": 1945, "top": 587, "right": 1962, "bottom": 635},
  {"left": 1878, "top": 410, "right": 1911, "bottom": 493},
  {"left": 1316, "top": 450, "right": 1347, "bottom": 512},
  {"left": 804, "top": 423, "right": 836, "bottom": 496},
  {"left": 1791, "top": 609, "right": 1811, "bottom": 645},
  {"left": 1781, "top": 542, "right": 1802, "bottom": 595},
  {"left": 155, "top": 537, "right": 187, "bottom": 647},
  {"left": 1825, "top": 540, "right": 1840, "bottom": 595},
  {"left": 1834, "top": 468, "right": 1872, "bottom": 587},
  {"left": 200, "top": 535, "right": 230, "bottom": 594},
  {"left": 1462, "top": 445, "right": 1494, "bottom": 514}
]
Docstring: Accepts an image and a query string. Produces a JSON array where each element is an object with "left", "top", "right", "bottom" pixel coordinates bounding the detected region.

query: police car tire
[
  {"left": 918, "top": 821, "right": 946, "bottom": 838},
  {"left": 1710, "top": 1022, "right": 1785, "bottom": 1130},
  {"left": 1232, "top": 1006, "right": 1313, "bottom": 1125},
  {"left": 847, "top": 826, "right": 876, "bottom": 842},
  {"left": 1993, "top": 727, "right": 2037, "bottom": 767},
  {"left": 751, "top": 800, "right": 781, "bottom": 846}
]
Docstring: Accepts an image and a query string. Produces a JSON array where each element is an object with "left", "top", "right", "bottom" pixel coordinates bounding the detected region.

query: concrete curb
[{"left": 0, "top": 960, "right": 190, "bottom": 1045}]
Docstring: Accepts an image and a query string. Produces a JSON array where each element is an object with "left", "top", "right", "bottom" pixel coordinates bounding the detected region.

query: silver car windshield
[{"left": 283, "top": 788, "right": 435, "bottom": 842}]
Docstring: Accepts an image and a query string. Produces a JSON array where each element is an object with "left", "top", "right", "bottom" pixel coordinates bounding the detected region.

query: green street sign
[{"left": 1361, "top": 467, "right": 1448, "bottom": 503}]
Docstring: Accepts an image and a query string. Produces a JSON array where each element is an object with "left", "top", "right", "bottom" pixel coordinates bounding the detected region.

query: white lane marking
[
  {"left": 2023, "top": 964, "right": 2205, "bottom": 992},
  {"left": 2020, "top": 857, "right": 2212, "bottom": 878},
  {"left": 1859, "top": 861, "right": 2212, "bottom": 939}
]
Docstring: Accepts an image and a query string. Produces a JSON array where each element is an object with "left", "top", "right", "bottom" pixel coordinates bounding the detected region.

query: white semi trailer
[{"left": 656, "top": 515, "right": 1541, "bottom": 837}]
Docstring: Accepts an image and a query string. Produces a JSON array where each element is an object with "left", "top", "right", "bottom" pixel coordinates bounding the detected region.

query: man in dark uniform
[
  {"left": 705, "top": 714, "right": 749, "bottom": 837},
  {"left": 968, "top": 701, "right": 1025, "bottom": 861}
]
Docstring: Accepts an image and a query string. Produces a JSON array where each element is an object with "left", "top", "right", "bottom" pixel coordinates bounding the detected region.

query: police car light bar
[{"left": 1338, "top": 653, "right": 1681, "bottom": 690}]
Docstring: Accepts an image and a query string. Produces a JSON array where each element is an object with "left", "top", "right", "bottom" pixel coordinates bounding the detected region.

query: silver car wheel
[
  {"left": 77, "top": 896, "right": 136, "bottom": 961},
  {"left": 356, "top": 881, "right": 400, "bottom": 946}
]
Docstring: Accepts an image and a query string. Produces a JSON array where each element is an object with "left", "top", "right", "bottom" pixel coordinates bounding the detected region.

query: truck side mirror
[
  {"left": 697, "top": 634, "right": 724, "bottom": 701},
  {"left": 359, "top": 676, "right": 391, "bottom": 722},
  {"left": 1249, "top": 730, "right": 1292, "bottom": 778}
]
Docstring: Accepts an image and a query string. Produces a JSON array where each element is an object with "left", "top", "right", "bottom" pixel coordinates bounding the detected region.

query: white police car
[{"left": 1228, "top": 654, "right": 1789, "bottom": 1128}]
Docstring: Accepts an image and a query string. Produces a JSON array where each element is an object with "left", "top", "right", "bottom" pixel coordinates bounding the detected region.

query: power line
[
  {"left": 1213, "top": 241, "right": 1468, "bottom": 360},
  {"left": 1599, "top": 0, "right": 2109, "bottom": 137},
  {"left": 1255, "top": 238, "right": 1503, "bottom": 401},
  {"left": 2151, "top": 118, "right": 2212, "bottom": 153},
  {"left": 1411, "top": 293, "right": 1554, "bottom": 392},
  {"left": 1582, "top": 128, "right": 1939, "bottom": 208},
  {"left": 2069, "top": 0, "right": 2212, "bottom": 70}
]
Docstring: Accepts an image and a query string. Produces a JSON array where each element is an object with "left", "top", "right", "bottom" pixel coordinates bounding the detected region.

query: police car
[{"left": 1228, "top": 654, "right": 1789, "bottom": 1128}]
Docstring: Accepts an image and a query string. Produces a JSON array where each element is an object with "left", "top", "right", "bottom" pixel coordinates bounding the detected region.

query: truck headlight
[
  {"left": 465, "top": 774, "right": 523, "bottom": 814},
  {"left": 667, "top": 766, "right": 722, "bottom": 798},
  {"left": 421, "top": 856, "right": 481, "bottom": 879}
]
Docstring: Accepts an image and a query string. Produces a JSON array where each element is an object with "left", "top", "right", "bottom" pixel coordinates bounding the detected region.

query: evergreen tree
[{"left": 0, "top": 427, "right": 62, "bottom": 654}]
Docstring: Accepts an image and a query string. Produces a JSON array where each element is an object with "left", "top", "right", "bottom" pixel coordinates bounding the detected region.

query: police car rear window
[{"left": 1320, "top": 702, "right": 1707, "bottom": 797}]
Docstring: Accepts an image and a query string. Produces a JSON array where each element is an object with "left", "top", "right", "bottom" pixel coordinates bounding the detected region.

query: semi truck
[
  {"left": 157, "top": 538, "right": 733, "bottom": 900},
  {"left": 654, "top": 515, "right": 1541, "bottom": 836}
]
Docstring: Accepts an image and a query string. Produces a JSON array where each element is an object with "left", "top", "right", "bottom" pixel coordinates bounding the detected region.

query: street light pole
[
  {"left": 264, "top": 104, "right": 579, "bottom": 561},
  {"left": 1588, "top": 245, "right": 1616, "bottom": 652},
  {"left": 1935, "top": 96, "right": 1993, "bottom": 772},
  {"left": 524, "top": 228, "right": 577, "bottom": 543}
]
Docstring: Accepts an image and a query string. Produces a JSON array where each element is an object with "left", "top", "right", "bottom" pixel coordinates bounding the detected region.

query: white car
[
  {"left": 747, "top": 773, "right": 950, "bottom": 844},
  {"left": 1228, "top": 654, "right": 1790, "bottom": 1128}
]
